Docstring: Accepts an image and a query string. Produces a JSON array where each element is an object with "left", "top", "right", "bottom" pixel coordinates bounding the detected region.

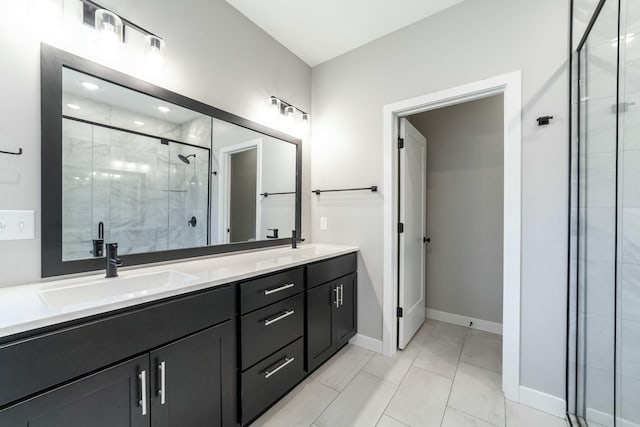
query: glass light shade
[
  {"left": 301, "top": 113, "right": 310, "bottom": 128},
  {"left": 269, "top": 97, "right": 281, "bottom": 116},
  {"left": 285, "top": 106, "right": 295, "bottom": 117},
  {"left": 95, "top": 9, "right": 123, "bottom": 46},
  {"left": 146, "top": 35, "right": 165, "bottom": 65}
]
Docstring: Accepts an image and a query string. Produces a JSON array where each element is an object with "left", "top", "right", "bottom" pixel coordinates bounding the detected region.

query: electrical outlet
[
  {"left": 320, "top": 217, "right": 328, "bottom": 231},
  {"left": 0, "top": 210, "right": 35, "bottom": 240}
]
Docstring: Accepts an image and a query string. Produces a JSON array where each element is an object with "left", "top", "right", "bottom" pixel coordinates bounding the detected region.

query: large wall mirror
[{"left": 42, "top": 44, "right": 301, "bottom": 277}]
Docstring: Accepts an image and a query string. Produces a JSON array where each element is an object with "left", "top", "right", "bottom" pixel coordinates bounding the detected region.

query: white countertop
[{"left": 0, "top": 243, "right": 358, "bottom": 340}]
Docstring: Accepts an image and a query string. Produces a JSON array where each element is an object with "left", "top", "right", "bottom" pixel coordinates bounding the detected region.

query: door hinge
[
  {"left": 397, "top": 222, "right": 404, "bottom": 233},
  {"left": 397, "top": 307, "right": 403, "bottom": 318},
  {"left": 398, "top": 138, "right": 404, "bottom": 149}
]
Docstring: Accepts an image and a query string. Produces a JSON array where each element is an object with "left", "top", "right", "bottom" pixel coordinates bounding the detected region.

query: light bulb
[
  {"left": 285, "top": 106, "right": 295, "bottom": 127},
  {"left": 269, "top": 97, "right": 281, "bottom": 117},
  {"left": 146, "top": 35, "right": 165, "bottom": 65},
  {"left": 95, "top": 9, "right": 123, "bottom": 48}
]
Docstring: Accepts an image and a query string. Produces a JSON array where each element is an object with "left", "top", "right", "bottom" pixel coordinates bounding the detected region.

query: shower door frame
[{"left": 568, "top": 0, "right": 622, "bottom": 425}]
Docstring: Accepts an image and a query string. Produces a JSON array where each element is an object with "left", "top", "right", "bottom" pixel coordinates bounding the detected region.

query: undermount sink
[{"left": 39, "top": 270, "right": 199, "bottom": 309}]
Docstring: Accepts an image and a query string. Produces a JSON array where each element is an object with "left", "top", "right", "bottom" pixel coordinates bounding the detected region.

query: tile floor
[{"left": 252, "top": 319, "right": 568, "bottom": 427}]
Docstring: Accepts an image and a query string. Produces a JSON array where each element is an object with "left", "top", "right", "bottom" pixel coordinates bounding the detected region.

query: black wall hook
[
  {"left": 537, "top": 116, "right": 554, "bottom": 126},
  {"left": 0, "top": 147, "right": 23, "bottom": 156}
]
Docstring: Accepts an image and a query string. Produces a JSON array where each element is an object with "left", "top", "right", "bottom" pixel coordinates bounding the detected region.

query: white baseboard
[
  {"left": 350, "top": 334, "right": 383, "bottom": 353},
  {"left": 586, "top": 407, "right": 640, "bottom": 427},
  {"left": 519, "top": 386, "right": 566, "bottom": 418},
  {"left": 426, "top": 308, "right": 503, "bottom": 335}
]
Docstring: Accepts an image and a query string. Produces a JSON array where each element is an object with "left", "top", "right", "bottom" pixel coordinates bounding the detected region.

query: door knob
[{"left": 423, "top": 237, "right": 431, "bottom": 243}]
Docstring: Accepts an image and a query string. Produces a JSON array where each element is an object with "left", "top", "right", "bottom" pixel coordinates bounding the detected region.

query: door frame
[
  {"left": 218, "top": 138, "right": 263, "bottom": 243},
  {"left": 382, "top": 71, "right": 522, "bottom": 401}
]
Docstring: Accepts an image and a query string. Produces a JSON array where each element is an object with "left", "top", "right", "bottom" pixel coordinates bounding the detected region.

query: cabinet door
[
  {"left": 0, "top": 355, "right": 150, "bottom": 427},
  {"left": 336, "top": 272, "right": 358, "bottom": 348},
  {"left": 150, "top": 321, "right": 235, "bottom": 427},
  {"left": 306, "top": 281, "right": 338, "bottom": 372}
]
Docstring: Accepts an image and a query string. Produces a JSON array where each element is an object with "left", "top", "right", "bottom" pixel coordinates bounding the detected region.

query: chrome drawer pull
[
  {"left": 264, "top": 357, "right": 295, "bottom": 378},
  {"left": 159, "top": 361, "right": 166, "bottom": 405},
  {"left": 264, "top": 310, "right": 295, "bottom": 326},
  {"left": 139, "top": 370, "right": 147, "bottom": 416},
  {"left": 264, "top": 283, "right": 295, "bottom": 295},
  {"left": 338, "top": 284, "right": 344, "bottom": 307}
]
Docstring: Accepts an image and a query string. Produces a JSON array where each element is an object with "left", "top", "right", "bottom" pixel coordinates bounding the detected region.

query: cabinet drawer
[
  {"left": 307, "top": 252, "right": 357, "bottom": 289},
  {"left": 241, "top": 294, "right": 303, "bottom": 370},
  {"left": 241, "top": 338, "right": 304, "bottom": 425},
  {"left": 240, "top": 268, "right": 303, "bottom": 314},
  {"left": 0, "top": 285, "right": 234, "bottom": 408}
]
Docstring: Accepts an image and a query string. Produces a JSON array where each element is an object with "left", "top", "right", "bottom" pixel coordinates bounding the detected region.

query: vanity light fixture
[
  {"left": 67, "top": 103, "right": 81, "bottom": 109},
  {"left": 81, "top": 81, "right": 100, "bottom": 91},
  {"left": 81, "top": 0, "right": 165, "bottom": 64},
  {"left": 94, "top": 9, "right": 123, "bottom": 46},
  {"left": 157, "top": 106, "right": 171, "bottom": 113},
  {"left": 269, "top": 96, "right": 310, "bottom": 127}
]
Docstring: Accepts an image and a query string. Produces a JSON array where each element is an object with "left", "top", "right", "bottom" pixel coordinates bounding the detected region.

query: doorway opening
[
  {"left": 382, "top": 71, "right": 522, "bottom": 401},
  {"left": 398, "top": 94, "right": 505, "bottom": 354},
  {"left": 218, "top": 139, "right": 263, "bottom": 243}
]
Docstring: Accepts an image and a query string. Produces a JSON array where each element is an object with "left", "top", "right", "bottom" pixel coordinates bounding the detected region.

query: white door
[{"left": 398, "top": 118, "right": 427, "bottom": 349}]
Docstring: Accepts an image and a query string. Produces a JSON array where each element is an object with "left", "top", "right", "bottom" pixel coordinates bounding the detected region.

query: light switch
[
  {"left": 320, "top": 217, "right": 328, "bottom": 231},
  {"left": 0, "top": 210, "right": 35, "bottom": 240}
]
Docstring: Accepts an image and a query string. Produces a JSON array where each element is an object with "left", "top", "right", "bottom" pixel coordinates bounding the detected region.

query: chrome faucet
[{"left": 105, "top": 243, "right": 123, "bottom": 278}]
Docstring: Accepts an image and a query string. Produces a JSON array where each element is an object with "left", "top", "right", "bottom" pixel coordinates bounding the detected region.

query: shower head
[{"left": 178, "top": 153, "right": 196, "bottom": 164}]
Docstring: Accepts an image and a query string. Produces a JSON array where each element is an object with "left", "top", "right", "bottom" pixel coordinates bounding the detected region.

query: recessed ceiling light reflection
[
  {"left": 67, "top": 103, "right": 81, "bottom": 110},
  {"left": 134, "top": 120, "right": 145, "bottom": 126},
  {"left": 157, "top": 106, "right": 171, "bottom": 113},
  {"left": 81, "top": 81, "right": 100, "bottom": 91}
]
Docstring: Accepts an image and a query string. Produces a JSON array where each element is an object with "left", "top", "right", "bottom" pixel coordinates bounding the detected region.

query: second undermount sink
[{"left": 39, "top": 270, "right": 199, "bottom": 309}]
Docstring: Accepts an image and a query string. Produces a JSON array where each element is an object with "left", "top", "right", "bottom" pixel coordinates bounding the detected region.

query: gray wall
[
  {"left": 310, "top": 0, "right": 569, "bottom": 399},
  {"left": 0, "top": 0, "right": 310, "bottom": 286},
  {"left": 408, "top": 96, "right": 504, "bottom": 324}
]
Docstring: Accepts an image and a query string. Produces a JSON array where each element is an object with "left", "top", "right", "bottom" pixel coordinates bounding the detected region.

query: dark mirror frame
[{"left": 41, "top": 44, "right": 302, "bottom": 278}]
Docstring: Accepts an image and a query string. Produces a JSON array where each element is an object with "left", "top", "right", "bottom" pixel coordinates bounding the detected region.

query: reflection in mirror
[
  {"left": 211, "top": 117, "right": 296, "bottom": 244},
  {"left": 61, "top": 67, "right": 297, "bottom": 263},
  {"left": 62, "top": 67, "right": 212, "bottom": 261}
]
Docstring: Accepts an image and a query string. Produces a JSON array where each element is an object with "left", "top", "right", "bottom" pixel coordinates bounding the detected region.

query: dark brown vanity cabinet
[
  {"left": 0, "top": 285, "right": 236, "bottom": 427},
  {"left": 239, "top": 267, "right": 306, "bottom": 425},
  {"left": 306, "top": 254, "right": 358, "bottom": 372}
]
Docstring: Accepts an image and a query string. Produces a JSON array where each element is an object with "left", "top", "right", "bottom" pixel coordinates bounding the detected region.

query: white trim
[
  {"left": 218, "top": 138, "right": 263, "bottom": 243},
  {"left": 426, "top": 309, "right": 503, "bottom": 335},
  {"left": 349, "top": 334, "right": 383, "bottom": 353},
  {"left": 382, "top": 71, "right": 522, "bottom": 403},
  {"left": 519, "top": 386, "right": 566, "bottom": 419}
]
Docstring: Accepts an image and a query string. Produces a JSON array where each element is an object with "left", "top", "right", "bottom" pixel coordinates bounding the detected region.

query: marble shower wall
[
  {"left": 617, "top": 1, "right": 640, "bottom": 423},
  {"left": 62, "top": 120, "right": 210, "bottom": 261}
]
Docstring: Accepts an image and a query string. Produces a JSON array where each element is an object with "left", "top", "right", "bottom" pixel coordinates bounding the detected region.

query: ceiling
[{"left": 225, "top": 0, "right": 465, "bottom": 67}]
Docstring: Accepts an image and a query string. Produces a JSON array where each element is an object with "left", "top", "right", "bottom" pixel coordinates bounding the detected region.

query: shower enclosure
[{"left": 569, "top": 0, "right": 640, "bottom": 426}]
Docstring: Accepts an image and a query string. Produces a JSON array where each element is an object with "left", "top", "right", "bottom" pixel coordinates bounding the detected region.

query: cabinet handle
[
  {"left": 264, "top": 357, "right": 295, "bottom": 379},
  {"left": 159, "top": 361, "right": 166, "bottom": 405},
  {"left": 264, "top": 283, "right": 295, "bottom": 295},
  {"left": 338, "top": 284, "right": 344, "bottom": 307},
  {"left": 333, "top": 287, "right": 339, "bottom": 308},
  {"left": 264, "top": 310, "right": 295, "bottom": 326},
  {"left": 139, "top": 370, "right": 147, "bottom": 416}
]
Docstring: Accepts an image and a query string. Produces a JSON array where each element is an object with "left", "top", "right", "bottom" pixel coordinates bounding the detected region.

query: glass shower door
[{"left": 576, "top": 0, "right": 619, "bottom": 424}]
